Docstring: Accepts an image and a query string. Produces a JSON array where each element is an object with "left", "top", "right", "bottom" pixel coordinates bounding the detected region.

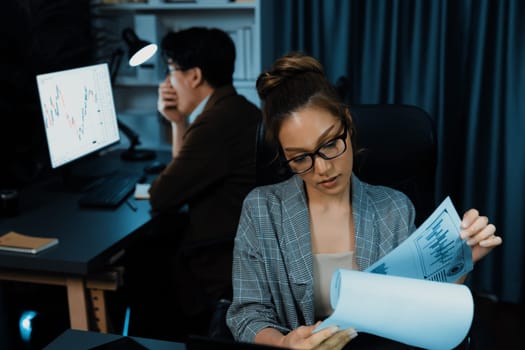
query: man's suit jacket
[{"left": 149, "top": 85, "right": 262, "bottom": 315}]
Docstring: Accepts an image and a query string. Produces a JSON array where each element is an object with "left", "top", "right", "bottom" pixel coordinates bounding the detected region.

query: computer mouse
[{"left": 144, "top": 161, "right": 167, "bottom": 174}]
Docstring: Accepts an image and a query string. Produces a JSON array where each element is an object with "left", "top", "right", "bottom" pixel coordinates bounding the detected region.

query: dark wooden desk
[
  {"left": 0, "top": 149, "right": 170, "bottom": 332},
  {"left": 43, "top": 329, "right": 185, "bottom": 350}
]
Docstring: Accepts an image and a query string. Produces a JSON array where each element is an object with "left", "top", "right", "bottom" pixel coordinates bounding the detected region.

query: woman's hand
[
  {"left": 278, "top": 323, "right": 357, "bottom": 349},
  {"left": 461, "top": 209, "right": 502, "bottom": 263},
  {"left": 311, "top": 328, "right": 358, "bottom": 350}
]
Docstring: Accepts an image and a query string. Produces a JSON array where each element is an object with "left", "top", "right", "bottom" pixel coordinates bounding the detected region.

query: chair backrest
[
  {"left": 350, "top": 104, "right": 437, "bottom": 226},
  {"left": 255, "top": 121, "right": 293, "bottom": 187},
  {"left": 255, "top": 104, "right": 437, "bottom": 226}
]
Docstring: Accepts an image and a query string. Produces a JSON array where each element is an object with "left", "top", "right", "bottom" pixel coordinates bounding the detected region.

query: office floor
[
  {"left": 0, "top": 282, "right": 136, "bottom": 350},
  {"left": 0, "top": 282, "right": 70, "bottom": 350}
]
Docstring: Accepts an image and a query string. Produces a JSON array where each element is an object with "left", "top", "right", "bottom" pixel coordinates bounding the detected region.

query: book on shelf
[
  {"left": 0, "top": 231, "right": 59, "bottom": 254},
  {"left": 228, "top": 26, "right": 255, "bottom": 81},
  {"left": 243, "top": 26, "right": 254, "bottom": 79},
  {"left": 228, "top": 29, "right": 245, "bottom": 80}
]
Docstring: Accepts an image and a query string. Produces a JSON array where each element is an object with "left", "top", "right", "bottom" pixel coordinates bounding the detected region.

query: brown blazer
[{"left": 148, "top": 85, "right": 261, "bottom": 315}]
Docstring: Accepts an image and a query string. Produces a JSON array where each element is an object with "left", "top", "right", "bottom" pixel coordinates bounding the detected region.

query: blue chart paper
[
  {"left": 316, "top": 270, "right": 474, "bottom": 350},
  {"left": 365, "top": 196, "right": 473, "bottom": 282},
  {"left": 315, "top": 197, "right": 475, "bottom": 349}
]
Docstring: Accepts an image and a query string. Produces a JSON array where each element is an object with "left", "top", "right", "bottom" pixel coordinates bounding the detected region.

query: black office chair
[
  {"left": 349, "top": 104, "right": 437, "bottom": 226},
  {"left": 255, "top": 120, "right": 293, "bottom": 187},
  {"left": 255, "top": 104, "right": 437, "bottom": 226}
]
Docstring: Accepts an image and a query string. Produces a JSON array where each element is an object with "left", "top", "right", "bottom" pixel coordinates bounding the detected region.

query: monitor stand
[
  {"left": 117, "top": 120, "right": 156, "bottom": 162},
  {"left": 120, "top": 147, "right": 156, "bottom": 161},
  {"left": 47, "top": 162, "right": 110, "bottom": 193}
]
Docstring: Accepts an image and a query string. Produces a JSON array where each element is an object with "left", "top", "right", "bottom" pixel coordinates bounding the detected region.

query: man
[{"left": 125, "top": 27, "right": 261, "bottom": 341}]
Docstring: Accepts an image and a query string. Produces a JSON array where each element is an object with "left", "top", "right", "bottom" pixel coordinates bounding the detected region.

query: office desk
[{"left": 0, "top": 149, "right": 170, "bottom": 333}]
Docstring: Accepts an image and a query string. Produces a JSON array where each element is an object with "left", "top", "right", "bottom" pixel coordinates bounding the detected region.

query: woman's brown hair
[{"left": 256, "top": 51, "right": 355, "bottom": 161}]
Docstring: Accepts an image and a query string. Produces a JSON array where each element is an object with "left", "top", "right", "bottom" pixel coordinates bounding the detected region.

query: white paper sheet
[
  {"left": 316, "top": 269, "right": 474, "bottom": 350},
  {"left": 314, "top": 196, "right": 475, "bottom": 349},
  {"left": 134, "top": 183, "right": 151, "bottom": 200}
]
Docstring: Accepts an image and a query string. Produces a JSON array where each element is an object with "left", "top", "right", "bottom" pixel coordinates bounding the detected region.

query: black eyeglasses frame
[{"left": 285, "top": 125, "right": 348, "bottom": 175}]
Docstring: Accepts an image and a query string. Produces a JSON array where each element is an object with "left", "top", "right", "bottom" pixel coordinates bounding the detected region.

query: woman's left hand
[{"left": 461, "top": 209, "right": 502, "bottom": 263}]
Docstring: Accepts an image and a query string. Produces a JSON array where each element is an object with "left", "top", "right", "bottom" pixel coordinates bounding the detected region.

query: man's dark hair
[{"left": 161, "top": 27, "right": 235, "bottom": 87}]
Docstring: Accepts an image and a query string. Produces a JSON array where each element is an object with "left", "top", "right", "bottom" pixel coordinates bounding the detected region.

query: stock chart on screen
[{"left": 36, "top": 63, "right": 120, "bottom": 168}]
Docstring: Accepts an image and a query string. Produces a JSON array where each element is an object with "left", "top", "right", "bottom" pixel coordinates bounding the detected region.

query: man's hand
[{"left": 157, "top": 76, "right": 186, "bottom": 124}]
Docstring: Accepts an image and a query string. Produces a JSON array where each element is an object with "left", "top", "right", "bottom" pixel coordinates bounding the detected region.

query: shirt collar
[{"left": 188, "top": 94, "right": 211, "bottom": 123}]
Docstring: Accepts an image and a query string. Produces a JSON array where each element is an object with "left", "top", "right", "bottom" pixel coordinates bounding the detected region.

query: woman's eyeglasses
[{"left": 285, "top": 126, "right": 348, "bottom": 174}]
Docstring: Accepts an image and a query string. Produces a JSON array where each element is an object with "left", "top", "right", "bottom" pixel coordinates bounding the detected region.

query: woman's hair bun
[{"left": 256, "top": 51, "right": 325, "bottom": 100}]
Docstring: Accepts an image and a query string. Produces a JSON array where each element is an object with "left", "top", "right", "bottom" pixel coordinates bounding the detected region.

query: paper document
[
  {"left": 134, "top": 183, "right": 151, "bottom": 200},
  {"left": 314, "top": 196, "right": 475, "bottom": 349},
  {"left": 316, "top": 269, "right": 474, "bottom": 350},
  {"left": 365, "top": 196, "right": 473, "bottom": 282}
]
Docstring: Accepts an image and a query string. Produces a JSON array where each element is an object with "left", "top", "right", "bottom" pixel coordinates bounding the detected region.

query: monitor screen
[{"left": 36, "top": 63, "right": 120, "bottom": 169}]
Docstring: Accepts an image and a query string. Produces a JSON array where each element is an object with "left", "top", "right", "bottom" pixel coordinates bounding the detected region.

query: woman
[{"left": 226, "top": 52, "right": 502, "bottom": 350}]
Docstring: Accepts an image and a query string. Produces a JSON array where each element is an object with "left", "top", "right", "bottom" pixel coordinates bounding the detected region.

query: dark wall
[
  {"left": 0, "top": 0, "right": 94, "bottom": 188},
  {"left": 0, "top": 1, "right": 94, "bottom": 348}
]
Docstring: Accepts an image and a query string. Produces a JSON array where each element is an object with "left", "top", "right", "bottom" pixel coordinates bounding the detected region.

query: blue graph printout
[{"left": 365, "top": 196, "right": 473, "bottom": 282}]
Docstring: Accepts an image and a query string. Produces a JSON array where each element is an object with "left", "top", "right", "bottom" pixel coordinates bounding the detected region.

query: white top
[{"left": 313, "top": 251, "right": 357, "bottom": 318}]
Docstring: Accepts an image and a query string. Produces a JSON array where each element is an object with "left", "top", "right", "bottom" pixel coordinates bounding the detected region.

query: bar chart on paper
[
  {"left": 414, "top": 208, "right": 469, "bottom": 281},
  {"left": 366, "top": 196, "right": 473, "bottom": 283}
]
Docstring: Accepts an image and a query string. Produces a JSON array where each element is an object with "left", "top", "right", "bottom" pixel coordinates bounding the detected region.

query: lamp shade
[{"left": 122, "top": 28, "right": 158, "bottom": 67}]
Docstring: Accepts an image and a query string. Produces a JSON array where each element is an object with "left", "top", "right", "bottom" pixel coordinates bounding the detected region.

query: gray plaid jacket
[{"left": 226, "top": 174, "right": 416, "bottom": 342}]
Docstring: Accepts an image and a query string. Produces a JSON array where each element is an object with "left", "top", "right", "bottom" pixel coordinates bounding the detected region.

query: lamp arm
[
  {"left": 107, "top": 29, "right": 157, "bottom": 161},
  {"left": 117, "top": 119, "right": 141, "bottom": 149},
  {"left": 109, "top": 48, "right": 124, "bottom": 84},
  {"left": 110, "top": 48, "right": 140, "bottom": 150}
]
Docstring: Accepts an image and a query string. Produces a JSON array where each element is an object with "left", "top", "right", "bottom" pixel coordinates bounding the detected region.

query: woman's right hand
[
  {"left": 279, "top": 323, "right": 357, "bottom": 350},
  {"left": 311, "top": 328, "right": 357, "bottom": 350}
]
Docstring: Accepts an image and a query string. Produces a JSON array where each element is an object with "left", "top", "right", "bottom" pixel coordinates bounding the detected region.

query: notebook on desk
[{"left": 186, "top": 336, "right": 289, "bottom": 350}]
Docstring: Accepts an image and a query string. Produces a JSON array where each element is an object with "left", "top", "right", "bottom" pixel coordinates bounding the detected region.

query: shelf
[
  {"left": 93, "top": 0, "right": 262, "bottom": 107},
  {"left": 114, "top": 77, "right": 256, "bottom": 88},
  {"left": 93, "top": 2, "right": 256, "bottom": 13}
]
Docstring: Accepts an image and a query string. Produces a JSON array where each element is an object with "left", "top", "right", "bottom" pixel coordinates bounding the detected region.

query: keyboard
[{"left": 78, "top": 172, "right": 144, "bottom": 208}]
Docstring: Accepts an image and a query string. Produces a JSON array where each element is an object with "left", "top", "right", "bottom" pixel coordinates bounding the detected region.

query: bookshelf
[{"left": 90, "top": 0, "right": 263, "bottom": 108}]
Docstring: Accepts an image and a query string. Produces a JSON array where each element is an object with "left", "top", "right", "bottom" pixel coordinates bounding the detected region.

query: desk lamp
[
  {"left": 110, "top": 28, "right": 158, "bottom": 161},
  {"left": 123, "top": 28, "right": 158, "bottom": 67}
]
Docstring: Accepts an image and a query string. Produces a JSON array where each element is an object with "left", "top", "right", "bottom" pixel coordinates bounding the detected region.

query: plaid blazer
[{"left": 226, "top": 174, "right": 416, "bottom": 342}]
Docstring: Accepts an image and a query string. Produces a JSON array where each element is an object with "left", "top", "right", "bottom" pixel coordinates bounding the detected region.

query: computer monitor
[{"left": 36, "top": 63, "right": 120, "bottom": 169}]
